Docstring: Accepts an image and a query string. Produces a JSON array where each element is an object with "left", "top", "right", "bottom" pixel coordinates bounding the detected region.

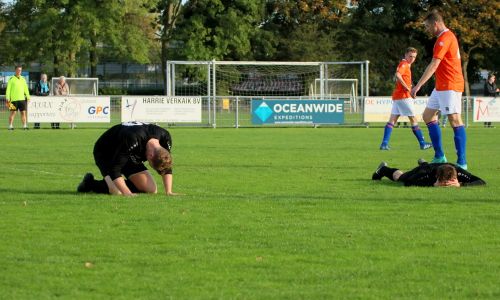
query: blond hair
[
  {"left": 406, "top": 47, "right": 417, "bottom": 54},
  {"left": 150, "top": 147, "right": 172, "bottom": 175}
]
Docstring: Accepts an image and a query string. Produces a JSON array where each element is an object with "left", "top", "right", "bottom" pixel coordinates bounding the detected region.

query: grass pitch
[{"left": 1, "top": 127, "right": 499, "bottom": 299}]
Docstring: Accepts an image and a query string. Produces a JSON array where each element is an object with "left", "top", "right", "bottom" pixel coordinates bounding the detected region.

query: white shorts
[
  {"left": 426, "top": 89, "right": 462, "bottom": 115},
  {"left": 391, "top": 99, "right": 416, "bottom": 116}
]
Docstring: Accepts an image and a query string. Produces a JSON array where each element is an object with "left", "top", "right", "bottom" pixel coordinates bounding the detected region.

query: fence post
[
  {"left": 166, "top": 62, "right": 170, "bottom": 96},
  {"left": 466, "top": 97, "right": 470, "bottom": 128},
  {"left": 235, "top": 96, "right": 239, "bottom": 128},
  {"left": 365, "top": 60, "right": 370, "bottom": 97},
  {"left": 207, "top": 63, "right": 211, "bottom": 125},
  {"left": 212, "top": 60, "right": 217, "bottom": 128},
  {"left": 320, "top": 63, "right": 325, "bottom": 100}
]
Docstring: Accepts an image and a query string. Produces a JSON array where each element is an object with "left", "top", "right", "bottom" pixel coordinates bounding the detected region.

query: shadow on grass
[{"left": 0, "top": 187, "right": 78, "bottom": 196}]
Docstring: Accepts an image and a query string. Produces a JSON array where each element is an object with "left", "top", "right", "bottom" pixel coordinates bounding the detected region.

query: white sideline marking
[{"left": 3, "top": 166, "right": 82, "bottom": 178}]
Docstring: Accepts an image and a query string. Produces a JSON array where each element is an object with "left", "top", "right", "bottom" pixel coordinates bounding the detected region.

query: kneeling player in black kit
[
  {"left": 372, "top": 159, "right": 486, "bottom": 187},
  {"left": 77, "top": 122, "right": 179, "bottom": 196}
]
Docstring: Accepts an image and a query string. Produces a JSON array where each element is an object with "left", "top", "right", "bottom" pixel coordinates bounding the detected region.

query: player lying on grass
[
  {"left": 372, "top": 159, "right": 485, "bottom": 187},
  {"left": 77, "top": 121, "right": 179, "bottom": 196}
]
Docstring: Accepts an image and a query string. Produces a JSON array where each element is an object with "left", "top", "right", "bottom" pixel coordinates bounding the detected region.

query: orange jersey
[
  {"left": 433, "top": 29, "right": 464, "bottom": 92},
  {"left": 392, "top": 59, "right": 412, "bottom": 100}
]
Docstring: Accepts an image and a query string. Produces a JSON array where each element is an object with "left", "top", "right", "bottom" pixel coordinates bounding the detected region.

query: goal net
[
  {"left": 216, "top": 63, "right": 320, "bottom": 97},
  {"left": 312, "top": 79, "right": 358, "bottom": 112}
]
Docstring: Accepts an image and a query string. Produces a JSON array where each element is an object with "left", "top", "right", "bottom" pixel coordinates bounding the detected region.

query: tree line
[{"left": 0, "top": 0, "right": 498, "bottom": 95}]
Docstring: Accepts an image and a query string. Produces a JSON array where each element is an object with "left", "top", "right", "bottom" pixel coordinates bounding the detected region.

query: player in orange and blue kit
[
  {"left": 379, "top": 47, "right": 432, "bottom": 150},
  {"left": 411, "top": 10, "right": 467, "bottom": 169}
]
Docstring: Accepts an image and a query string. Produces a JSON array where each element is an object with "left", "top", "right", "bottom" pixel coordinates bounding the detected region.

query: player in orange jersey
[
  {"left": 410, "top": 10, "right": 467, "bottom": 169},
  {"left": 379, "top": 47, "right": 432, "bottom": 150}
]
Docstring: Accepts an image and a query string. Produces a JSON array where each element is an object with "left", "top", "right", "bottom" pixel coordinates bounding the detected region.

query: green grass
[{"left": 1, "top": 127, "right": 499, "bottom": 299}]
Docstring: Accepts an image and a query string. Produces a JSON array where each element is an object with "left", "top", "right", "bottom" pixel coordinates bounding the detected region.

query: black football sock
[
  {"left": 380, "top": 166, "right": 400, "bottom": 181},
  {"left": 91, "top": 179, "right": 109, "bottom": 194},
  {"left": 125, "top": 179, "right": 141, "bottom": 193}
]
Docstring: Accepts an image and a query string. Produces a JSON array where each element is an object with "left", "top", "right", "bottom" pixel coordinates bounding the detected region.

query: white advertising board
[
  {"left": 121, "top": 96, "right": 202, "bottom": 123},
  {"left": 473, "top": 97, "right": 500, "bottom": 122},
  {"left": 28, "top": 96, "right": 110, "bottom": 123},
  {"left": 364, "top": 97, "right": 428, "bottom": 122}
]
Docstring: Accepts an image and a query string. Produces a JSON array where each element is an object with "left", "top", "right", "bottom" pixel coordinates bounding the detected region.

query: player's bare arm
[
  {"left": 411, "top": 58, "right": 441, "bottom": 98},
  {"left": 161, "top": 174, "right": 181, "bottom": 196},
  {"left": 395, "top": 72, "right": 411, "bottom": 91}
]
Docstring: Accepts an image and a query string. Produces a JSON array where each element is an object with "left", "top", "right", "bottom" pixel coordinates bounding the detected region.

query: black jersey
[
  {"left": 398, "top": 163, "right": 485, "bottom": 187},
  {"left": 93, "top": 122, "right": 172, "bottom": 180}
]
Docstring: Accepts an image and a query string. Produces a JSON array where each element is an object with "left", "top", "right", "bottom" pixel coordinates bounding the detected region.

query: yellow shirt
[{"left": 6, "top": 75, "right": 30, "bottom": 102}]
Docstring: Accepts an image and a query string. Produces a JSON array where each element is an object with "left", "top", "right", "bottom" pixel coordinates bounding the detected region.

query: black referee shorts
[
  {"left": 94, "top": 154, "right": 147, "bottom": 179},
  {"left": 9, "top": 100, "right": 27, "bottom": 112}
]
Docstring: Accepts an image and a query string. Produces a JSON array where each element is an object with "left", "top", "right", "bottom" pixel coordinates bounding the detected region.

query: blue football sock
[
  {"left": 453, "top": 125, "right": 467, "bottom": 165},
  {"left": 411, "top": 124, "right": 425, "bottom": 145},
  {"left": 427, "top": 120, "right": 444, "bottom": 158},
  {"left": 381, "top": 122, "right": 394, "bottom": 146}
]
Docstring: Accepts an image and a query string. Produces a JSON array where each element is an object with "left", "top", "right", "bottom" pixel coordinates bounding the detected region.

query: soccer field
[{"left": 1, "top": 127, "right": 499, "bottom": 299}]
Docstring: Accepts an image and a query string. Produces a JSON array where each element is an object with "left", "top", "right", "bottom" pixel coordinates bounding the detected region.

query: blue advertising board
[{"left": 252, "top": 99, "right": 344, "bottom": 125}]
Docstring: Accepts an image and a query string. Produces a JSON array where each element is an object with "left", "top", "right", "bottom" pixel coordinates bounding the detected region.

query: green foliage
[
  {"left": 0, "top": 128, "right": 499, "bottom": 298},
  {"left": 261, "top": 0, "right": 346, "bottom": 61},
  {"left": 173, "top": 0, "right": 268, "bottom": 60},
  {"left": 4, "top": 0, "right": 155, "bottom": 77},
  {"left": 337, "top": 0, "right": 429, "bottom": 95},
  {"left": 0, "top": 0, "right": 498, "bottom": 95},
  {"left": 98, "top": 87, "right": 127, "bottom": 95}
]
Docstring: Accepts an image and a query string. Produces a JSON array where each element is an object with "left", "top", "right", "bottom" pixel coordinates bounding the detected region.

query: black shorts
[
  {"left": 94, "top": 154, "right": 147, "bottom": 179},
  {"left": 9, "top": 100, "right": 27, "bottom": 111}
]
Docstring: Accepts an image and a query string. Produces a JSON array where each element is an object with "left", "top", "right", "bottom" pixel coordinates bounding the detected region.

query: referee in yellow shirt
[{"left": 6, "top": 65, "right": 30, "bottom": 130}]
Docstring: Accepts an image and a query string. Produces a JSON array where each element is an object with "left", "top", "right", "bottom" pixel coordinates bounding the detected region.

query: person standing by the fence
[
  {"left": 53, "top": 76, "right": 70, "bottom": 129},
  {"left": 411, "top": 10, "right": 467, "bottom": 170},
  {"left": 483, "top": 73, "right": 498, "bottom": 128},
  {"left": 33, "top": 73, "right": 50, "bottom": 129},
  {"left": 5, "top": 65, "right": 30, "bottom": 130},
  {"left": 379, "top": 47, "right": 432, "bottom": 151}
]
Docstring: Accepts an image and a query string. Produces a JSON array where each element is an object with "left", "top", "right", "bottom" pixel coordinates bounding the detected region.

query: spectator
[
  {"left": 53, "top": 76, "right": 70, "bottom": 129},
  {"left": 33, "top": 73, "right": 50, "bottom": 129},
  {"left": 483, "top": 73, "right": 498, "bottom": 128},
  {"left": 5, "top": 65, "right": 30, "bottom": 130}
]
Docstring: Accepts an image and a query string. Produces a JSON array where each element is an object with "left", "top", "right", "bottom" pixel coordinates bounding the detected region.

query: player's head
[
  {"left": 405, "top": 47, "right": 418, "bottom": 64},
  {"left": 424, "top": 9, "right": 444, "bottom": 36},
  {"left": 435, "top": 164, "right": 460, "bottom": 187},
  {"left": 488, "top": 73, "right": 496, "bottom": 83},
  {"left": 148, "top": 147, "right": 173, "bottom": 175},
  {"left": 15, "top": 65, "right": 22, "bottom": 76}
]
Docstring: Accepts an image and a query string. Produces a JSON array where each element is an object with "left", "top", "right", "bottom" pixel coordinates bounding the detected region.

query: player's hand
[
  {"left": 5, "top": 101, "right": 11, "bottom": 108},
  {"left": 410, "top": 86, "right": 419, "bottom": 99},
  {"left": 123, "top": 193, "right": 137, "bottom": 197}
]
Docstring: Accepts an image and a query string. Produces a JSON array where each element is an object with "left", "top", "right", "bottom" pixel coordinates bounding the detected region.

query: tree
[
  {"left": 0, "top": 1, "right": 12, "bottom": 66},
  {"left": 7, "top": 0, "right": 156, "bottom": 77},
  {"left": 174, "top": 0, "right": 268, "bottom": 61},
  {"left": 152, "top": 0, "right": 182, "bottom": 87},
  {"left": 263, "top": 0, "right": 347, "bottom": 61},
  {"left": 336, "top": 0, "right": 427, "bottom": 95},
  {"left": 8, "top": 0, "right": 89, "bottom": 76}
]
